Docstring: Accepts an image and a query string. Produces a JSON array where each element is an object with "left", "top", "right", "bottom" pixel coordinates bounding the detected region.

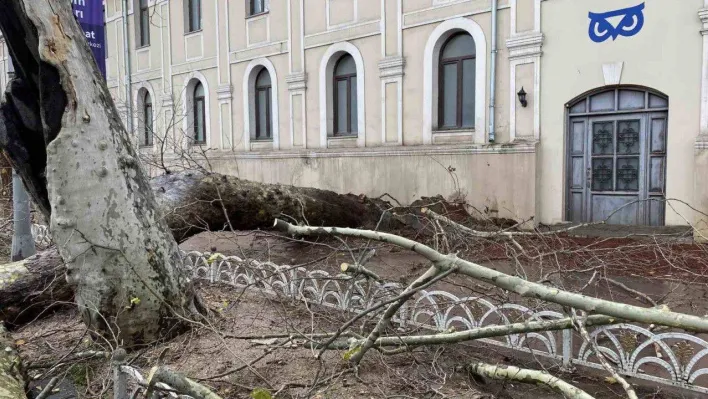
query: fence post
[
  {"left": 112, "top": 348, "right": 128, "bottom": 399},
  {"left": 561, "top": 328, "right": 573, "bottom": 371}
]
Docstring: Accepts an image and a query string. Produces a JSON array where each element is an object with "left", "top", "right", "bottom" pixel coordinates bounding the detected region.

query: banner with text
[{"left": 72, "top": 0, "right": 106, "bottom": 77}]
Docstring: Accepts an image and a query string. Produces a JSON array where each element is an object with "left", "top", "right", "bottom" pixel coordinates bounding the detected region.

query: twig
[
  {"left": 573, "top": 311, "right": 638, "bottom": 399},
  {"left": 341, "top": 262, "right": 382, "bottom": 282},
  {"left": 602, "top": 277, "right": 658, "bottom": 307},
  {"left": 35, "top": 376, "right": 60, "bottom": 399}
]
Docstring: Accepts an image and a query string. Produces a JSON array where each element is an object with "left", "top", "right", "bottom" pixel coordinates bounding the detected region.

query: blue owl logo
[{"left": 588, "top": 2, "right": 645, "bottom": 43}]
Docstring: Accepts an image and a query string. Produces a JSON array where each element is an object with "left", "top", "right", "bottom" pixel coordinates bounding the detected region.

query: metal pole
[
  {"left": 11, "top": 169, "right": 36, "bottom": 261},
  {"left": 488, "top": 0, "right": 498, "bottom": 143}
]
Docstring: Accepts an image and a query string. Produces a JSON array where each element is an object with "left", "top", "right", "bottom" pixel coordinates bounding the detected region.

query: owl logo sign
[{"left": 588, "top": 2, "right": 645, "bottom": 43}]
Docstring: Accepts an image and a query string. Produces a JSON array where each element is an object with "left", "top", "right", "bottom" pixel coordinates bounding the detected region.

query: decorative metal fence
[
  {"left": 182, "top": 251, "right": 708, "bottom": 396},
  {"left": 30, "top": 227, "right": 708, "bottom": 396}
]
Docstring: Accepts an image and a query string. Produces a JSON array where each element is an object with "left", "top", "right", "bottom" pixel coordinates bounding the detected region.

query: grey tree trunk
[
  {"left": 0, "top": 1, "right": 199, "bottom": 346},
  {"left": 11, "top": 169, "right": 35, "bottom": 261}
]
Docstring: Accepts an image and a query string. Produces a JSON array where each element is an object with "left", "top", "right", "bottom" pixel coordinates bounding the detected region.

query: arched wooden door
[{"left": 566, "top": 87, "right": 668, "bottom": 225}]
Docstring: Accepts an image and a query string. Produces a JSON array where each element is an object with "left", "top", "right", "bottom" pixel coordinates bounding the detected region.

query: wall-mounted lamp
[{"left": 517, "top": 87, "right": 528, "bottom": 108}]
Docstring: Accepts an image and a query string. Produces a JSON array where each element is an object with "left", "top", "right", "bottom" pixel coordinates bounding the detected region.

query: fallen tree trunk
[
  {"left": 152, "top": 171, "right": 394, "bottom": 242},
  {"left": 0, "top": 324, "right": 27, "bottom": 399},
  {"left": 0, "top": 248, "right": 67, "bottom": 326},
  {"left": 0, "top": 171, "right": 396, "bottom": 326}
]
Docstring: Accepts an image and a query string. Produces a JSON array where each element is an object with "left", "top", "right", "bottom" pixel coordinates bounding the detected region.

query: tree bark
[
  {"left": 0, "top": 1, "right": 197, "bottom": 346},
  {"left": 0, "top": 324, "right": 27, "bottom": 399},
  {"left": 0, "top": 247, "right": 68, "bottom": 326}
]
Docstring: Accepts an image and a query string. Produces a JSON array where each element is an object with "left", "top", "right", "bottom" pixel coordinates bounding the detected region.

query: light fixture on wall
[{"left": 517, "top": 87, "right": 528, "bottom": 108}]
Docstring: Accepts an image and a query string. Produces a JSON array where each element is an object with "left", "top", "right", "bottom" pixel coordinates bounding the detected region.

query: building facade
[{"left": 3, "top": 0, "right": 708, "bottom": 231}]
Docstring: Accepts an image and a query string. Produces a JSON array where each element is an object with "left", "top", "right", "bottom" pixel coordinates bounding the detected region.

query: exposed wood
[{"left": 0, "top": 324, "right": 28, "bottom": 399}]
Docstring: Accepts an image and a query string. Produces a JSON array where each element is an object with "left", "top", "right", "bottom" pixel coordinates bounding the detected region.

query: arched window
[
  {"left": 254, "top": 69, "right": 272, "bottom": 140},
  {"left": 193, "top": 82, "right": 206, "bottom": 144},
  {"left": 333, "top": 54, "right": 357, "bottom": 135},
  {"left": 142, "top": 91, "right": 153, "bottom": 146},
  {"left": 438, "top": 33, "right": 476, "bottom": 129}
]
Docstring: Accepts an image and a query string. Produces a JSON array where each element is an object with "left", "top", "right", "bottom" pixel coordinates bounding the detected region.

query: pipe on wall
[
  {"left": 488, "top": 0, "right": 498, "bottom": 143},
  {"left": 122, "top": 0, "right": 133, "bottom": 134}
]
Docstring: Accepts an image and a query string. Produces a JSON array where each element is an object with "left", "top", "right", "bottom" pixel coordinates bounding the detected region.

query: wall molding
[
  {"left": 286, "top": 72, "right": 308, "bottom": 91},
  {"left": 378, "top": 56, "right": 405, "bottom": 79},
  {"left": 506, "top": 32, "right": 543, "bottom": 61},
  {"left": 202, "top": 142, "right": 538, "bottom": 161},
  {"left": 216, "top": 84, "right": 232, "bottom": 101},
  {"left": 699, "top": 7, "right": 708, "bottom": 135}
]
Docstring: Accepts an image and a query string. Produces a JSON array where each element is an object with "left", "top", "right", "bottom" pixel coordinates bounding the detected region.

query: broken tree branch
[
  {"left": 146, "top": 366, "right": 223, "bottom": 399},
  {"left": 273, "top": 219, "right": 708, "bottom": 332},
  {"left": 318, "top": 314, "right": 617, "bottom": 350},
  {"left": 573, "top": 311, "right": 638, "bottom": 399},
  {"left": 468, "top": 362, "right": 595, "bottom": 399}
]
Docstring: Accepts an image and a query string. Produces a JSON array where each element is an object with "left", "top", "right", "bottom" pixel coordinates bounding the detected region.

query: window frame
[
  {"left": 248, "top": 0, "right": 268, "bottom": 18},
  {"left": 254, "top": 69, "right": 272, "bottom": 140},
  {"left": 187, "top": 0, "right": 202, "bottom": 33},
  {"left": 193, "top": 83, "right": 206, "bottom": 144},
  {"left": 142, "top": 91, "right": 153, "bottom": 147},
  {"left": 437, "top": 33, "right": 476, "bottom": 130},
  {"left": 332, "top": 55, "right": 357, "bottom": 136},
  {"left": 138, "top": 0, "right": 150, "bottom": 47}
]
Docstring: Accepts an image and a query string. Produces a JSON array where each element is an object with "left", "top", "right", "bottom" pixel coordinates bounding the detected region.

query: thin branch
[{"left": 273, "top": 219, "right": 708, "bottom": 332}]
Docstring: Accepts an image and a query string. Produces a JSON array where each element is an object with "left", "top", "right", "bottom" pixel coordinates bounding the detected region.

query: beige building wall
[{"left": 93, "top": 0, "right": 708, "bottom": 228}]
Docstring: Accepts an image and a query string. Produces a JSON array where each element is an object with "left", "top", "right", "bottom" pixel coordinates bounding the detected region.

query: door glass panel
[
  {"left": 571, "top": 121, "right": 584, "bottom": 154},
  {"left": 649, "top": 157, "right": 665, "bottom": 193},
  {"left": 650, "top": 118, "right": 666, "bottom": 153},
  {"left": 442, "top": 64, "right": 458, "bottom": 127},
  {"left": 616, "top": 158, "right": 639, "bottom": 191},
  {"left": 649, "top": 94, "right": 668, "bottom": 108},
  {"left": 350, "top": 77, "right": 358, "bottom": 133},
  {"left": 569, "top": 100, "right": 586, "bottom": 114},
  {"left": 592, "top": 158, "right": 613, "bottom": 191},
  {"left": 592, "top": 122, "right": 614, "bottom": 155},
  {"left": 617, "top": 120, "right": 640, "bottom": 155},
  {"left": 461, "top": 59, "right": 475, "bottom": 127},
  {"left": 590, "top": 91, "right": 615, "bottom": 112},
  {"left": 336, "top": 80, "right": 348, "bottom": 134},
  {"left": 618, "top": 90, "right": 645, "bottom": 110}
]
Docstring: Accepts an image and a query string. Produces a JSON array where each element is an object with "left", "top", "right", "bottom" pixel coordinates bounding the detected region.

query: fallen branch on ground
[
  {"left": 273, "top": 219, "right": 708, "bottom": 332},
  {"left": 468, "top": 362, "right": 595, "bottom": 399}
]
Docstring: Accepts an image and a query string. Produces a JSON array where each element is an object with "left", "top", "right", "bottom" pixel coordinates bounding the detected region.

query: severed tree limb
[
  {"left": 146, "top": 366, "right": 223, "bottom": 399},
  {"left": 573, "top": 311, "right": 638, "bottom": 399},
  {"left": 0, "top": 323, "right": 28, "bottom": 399},
  {"left": 422, "top": 208, "right": 602, "bottom": 237},
  {"left": 318, "top": 314, "right": 617, "bottom": 350},
  {"left": 340, "top": 262, "right": 382, "bottom": 282},
  {"left": 273, "top": 219, "right": 708, "bottom": 332},
  {"left": 349, "top": 266, "right": 456, "bottom": 366},
  {"left": 468, "top": 362, "right": 595, "bottom": 399},
  {"left": 0, "top": 248, "right": 69, "bottom": 326}
]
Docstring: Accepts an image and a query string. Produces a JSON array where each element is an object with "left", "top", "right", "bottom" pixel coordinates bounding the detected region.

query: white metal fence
[{"left": 31, "top": 227, "right": 708, "bottom": 396}]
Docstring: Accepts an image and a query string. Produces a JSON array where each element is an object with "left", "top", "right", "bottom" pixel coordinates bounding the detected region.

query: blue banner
[{"left": 72, "top": 0, "right": 106, "bottom": 77}]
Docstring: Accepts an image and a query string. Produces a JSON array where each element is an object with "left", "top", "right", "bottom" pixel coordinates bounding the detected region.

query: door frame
[{"left": 564, "top": 86, "right": 669, "bottom": 225}]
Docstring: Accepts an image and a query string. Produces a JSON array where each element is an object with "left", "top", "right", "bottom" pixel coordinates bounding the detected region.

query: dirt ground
[{"left": 11, "top": 229, "right": 708, "bottom": 398}]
